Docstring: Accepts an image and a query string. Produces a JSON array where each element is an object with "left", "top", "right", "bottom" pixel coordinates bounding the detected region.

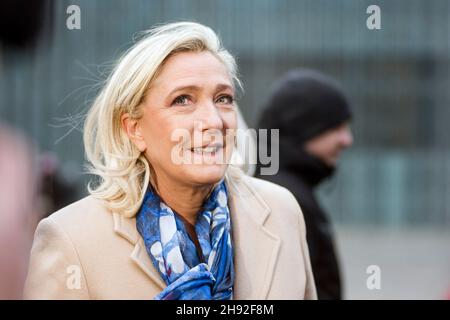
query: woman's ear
[{"left": 121, "top": 113, "right": 147, "bottom": 152}]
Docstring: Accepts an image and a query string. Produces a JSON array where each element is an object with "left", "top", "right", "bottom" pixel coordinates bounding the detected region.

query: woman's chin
[{"left": 183, "top": 164, "right": 228, "bottom": 186}]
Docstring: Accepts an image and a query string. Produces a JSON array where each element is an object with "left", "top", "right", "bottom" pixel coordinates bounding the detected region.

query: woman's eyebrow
[
  {"left": 168, "top": 83, "right": 234, "bottom": 96},
  {"left": 168, "top": 85, "right": 200, "bottom": 96},
  {"left": 215, "top": 83, "right": 234, "bottom": 92}
]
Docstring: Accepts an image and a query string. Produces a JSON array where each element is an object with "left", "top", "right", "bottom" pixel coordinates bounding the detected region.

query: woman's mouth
[
  {"left": 189, "top": 142, "right": 223, "bottom": 154},
  {"left": 191, "top": 145, "right": 222, "bottom": 155}
]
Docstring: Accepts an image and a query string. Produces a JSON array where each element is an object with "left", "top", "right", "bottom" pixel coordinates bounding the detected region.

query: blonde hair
[{"left": 83, "top": 22, "right": 241, "bottom": 218}]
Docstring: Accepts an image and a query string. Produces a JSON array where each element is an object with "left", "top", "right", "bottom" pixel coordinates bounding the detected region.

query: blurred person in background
[
  {"left": 0, "top": 125, "right": 39, "bottom": 299},
  {"left": 257, "top": 69, "right": 353, "bottom": 299},
  {"left": 37, "top": 152, "right": 81, "bottom": 219}
]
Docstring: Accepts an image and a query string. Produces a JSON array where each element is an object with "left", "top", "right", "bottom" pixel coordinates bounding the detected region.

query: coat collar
[{"left": 112, "top": 165, "right": 281, "bottom": 299}]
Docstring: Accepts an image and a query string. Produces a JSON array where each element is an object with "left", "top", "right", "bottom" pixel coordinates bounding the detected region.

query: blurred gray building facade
[{"left": 1, "top": 0, "right": 450, "bottom": 227}]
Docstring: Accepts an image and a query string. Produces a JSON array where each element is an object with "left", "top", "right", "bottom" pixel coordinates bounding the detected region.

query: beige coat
[{"left": 24, "top": 166, "right": 317, "bottom": 299}]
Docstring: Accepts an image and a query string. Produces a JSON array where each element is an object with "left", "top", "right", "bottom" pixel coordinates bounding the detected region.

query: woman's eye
[
  {"left": 171, "top": 95, "right": 191, "bottom": 106},
  {"left": 216, "top": 95, "right": 234, "bottom": 105}
]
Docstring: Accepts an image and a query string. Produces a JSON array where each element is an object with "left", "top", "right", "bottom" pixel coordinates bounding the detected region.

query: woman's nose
[{"left": 196, "top": 101, "right": 224, "bottom": 131}]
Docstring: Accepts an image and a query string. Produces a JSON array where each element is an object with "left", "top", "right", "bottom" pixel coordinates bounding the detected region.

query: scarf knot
[{"left": 136, "top": 181, "right": 234, "bottom": 300}]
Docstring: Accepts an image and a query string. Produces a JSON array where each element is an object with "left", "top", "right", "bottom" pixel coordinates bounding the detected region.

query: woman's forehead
[{"left": 151, "top": 51, "right": 232, "bottom": 89}]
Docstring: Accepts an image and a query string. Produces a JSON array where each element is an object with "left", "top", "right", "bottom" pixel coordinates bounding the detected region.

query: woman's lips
[{"left": 189, "top": 143, "right": 224, "bottom": 155}]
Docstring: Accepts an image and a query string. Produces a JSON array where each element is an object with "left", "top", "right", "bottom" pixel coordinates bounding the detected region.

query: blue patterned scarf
[{"left": 136, "top": 180, "right": 234, "bottom": 300}]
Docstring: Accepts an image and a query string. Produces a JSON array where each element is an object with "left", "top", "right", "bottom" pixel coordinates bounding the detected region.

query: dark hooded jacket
[{"left": 256, "top": 69, "right": 352, "bottom": 299}]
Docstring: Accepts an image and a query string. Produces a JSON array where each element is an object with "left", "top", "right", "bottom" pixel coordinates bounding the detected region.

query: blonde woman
[{"left": 24, "top": 22, "right": 316, "bottom": 300}]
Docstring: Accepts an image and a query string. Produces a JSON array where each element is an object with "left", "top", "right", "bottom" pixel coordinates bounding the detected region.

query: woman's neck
[{"left": 151, "top": 172, "right": 213, "bottom": 226}]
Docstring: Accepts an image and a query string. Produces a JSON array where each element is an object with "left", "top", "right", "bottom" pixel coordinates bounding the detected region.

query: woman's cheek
[{"left": 224, "top": 110, "right": 238, "bottom": 129}]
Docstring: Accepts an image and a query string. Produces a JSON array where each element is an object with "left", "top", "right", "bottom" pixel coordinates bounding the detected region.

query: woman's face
[{"left": 131, "top": 51, "right": 237, "bottom": 188}]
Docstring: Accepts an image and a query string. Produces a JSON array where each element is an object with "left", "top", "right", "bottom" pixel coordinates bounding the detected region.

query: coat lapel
[
  {"left": 225, "top": 167, "right": 281, "bottom": 299},
  {"left": 111, "top": 165, "right": 281, "bottom": 299},
  {"left": 112, "top": 212, "right": 166, "bottom": 290}
]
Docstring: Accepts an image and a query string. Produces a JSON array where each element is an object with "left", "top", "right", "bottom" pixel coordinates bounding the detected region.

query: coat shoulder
[
  {"left": 243, "top": 174, "right": 299, "bottom": 207},
  {"left": 48, "top": 195, "right": 108, "bottom": 221},
  {"left": 238, "top": 174, "right": 305, "bottom": 225},
  {"left": 228, "top": 164, "right": 296, "bottom": 198},
  {"left": 245, "top": 174, "right": 291, "bottom": 193},
  {"left": 43, "top": 195, "right": 113, "bottom": 241}
]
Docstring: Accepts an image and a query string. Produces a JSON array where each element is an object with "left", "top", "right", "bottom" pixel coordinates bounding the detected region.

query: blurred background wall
[
  {"left": 1, "top": 0, "right": 449, "bottom": 299},
  {"left": 2, "top": 0, "right": 450, "bottom": 227}
]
